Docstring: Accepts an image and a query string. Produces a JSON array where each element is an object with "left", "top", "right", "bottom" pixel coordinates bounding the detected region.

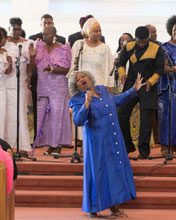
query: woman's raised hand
[
  {"left": 84, "top": 90, "right": 93, "bottom": 108},
  {"left": 6, "top": 55, "right": 12, "bottom": 64},
  {"left": 29, "top": 42, "right": 36, "bottom": 57},
  {"left": 133, "top": 73, "right": 146, "bottom": 91}
]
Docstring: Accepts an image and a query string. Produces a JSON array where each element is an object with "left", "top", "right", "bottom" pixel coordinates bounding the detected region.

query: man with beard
[{"left": 118, "top": 26, "right": 164, "bottom": 158}]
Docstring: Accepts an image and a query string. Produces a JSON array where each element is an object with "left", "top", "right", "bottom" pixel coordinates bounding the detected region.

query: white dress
[
  {"left": 69, "top": 39, "right": 114, "bottom": 87},
  {"left": 0, "top": 51, "right": 8, "bottom": 139},
  {"left": 4, "top": 41, "right": 31, "bottom": 151}
]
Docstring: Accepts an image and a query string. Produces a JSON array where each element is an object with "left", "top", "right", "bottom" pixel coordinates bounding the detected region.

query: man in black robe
[{"left": 118, "top": 26, "right": 164, "bottom": 158}]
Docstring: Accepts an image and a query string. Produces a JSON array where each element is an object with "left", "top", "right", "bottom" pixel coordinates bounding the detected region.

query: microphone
[
  {"left": 80, "top": 41, "right": 84, "bottom": 51},
  {"left": 15, "top": 44, "right": 22, "bottom": 68},
  {"left": 74, "top": 41, "right": 84, "bottom": 71},
  {"left": 18, "top": 44, "right": 22, "bottom": 57},
  {"left": 109, "top": 41, "right": 127, "bottom": 76}
]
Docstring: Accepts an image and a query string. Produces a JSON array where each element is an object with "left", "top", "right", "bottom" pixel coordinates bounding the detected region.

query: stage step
[
  {"left": 17, "top": 162, "right": 83, "bottom": 175},
  {"left": 132, "top": 163, "right": 176, "bottom": 177},
  {"left": 122, "top": 191, "right": 176, "bottom": 209},
  {"left": 17, "top": 161, "right": 176, "bottom": 176},
  {"left": 15, "top": 175, "right": 83, "bottom": 191},
  {"left": 16, "top": 159, "right": 176, "bottom": 209},
  {"left": 135, "top": 176, "right": 176, "bottom": 192},
  {"left": 15, "top": 175, "right": 176, "bottom": 192},
  {"left": 15, "top": 190, "right": 176, "bottom": 209}
]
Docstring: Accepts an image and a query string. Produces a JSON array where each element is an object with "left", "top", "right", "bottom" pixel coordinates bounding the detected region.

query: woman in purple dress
[{"left": 29, "top": 25, "right": 71, "bottom": 156}]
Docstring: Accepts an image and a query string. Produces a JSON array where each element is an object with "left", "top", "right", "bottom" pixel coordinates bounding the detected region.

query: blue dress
[
  {"left": 158, "top": 42, "right": 176, "bottom": 146},
  {"left": 69, "top": 85, "right": 136, "bottom": 213}
]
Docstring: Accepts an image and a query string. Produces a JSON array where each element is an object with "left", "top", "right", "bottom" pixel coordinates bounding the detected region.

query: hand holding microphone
[
  {"left": 84, "top": 89, "right": 93, "bottom": 109},
  {"left": 121, "top": 40, "right": 127, "bottom": 49}
]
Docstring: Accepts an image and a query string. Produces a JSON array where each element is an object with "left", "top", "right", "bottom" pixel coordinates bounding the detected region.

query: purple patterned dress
[{"left": 35, "top": 41, "right": 71, "bottom": 148}]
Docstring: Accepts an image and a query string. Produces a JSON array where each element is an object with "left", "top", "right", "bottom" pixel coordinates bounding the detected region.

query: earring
[{"left": 53, "top": 36, "right": 56, "bottom": 44}]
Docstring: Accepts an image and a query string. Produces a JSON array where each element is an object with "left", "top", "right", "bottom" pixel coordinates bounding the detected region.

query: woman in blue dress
[
  {"left": 69, "top": 70, "right": 145, "bottom": 218},
  {"left": 158, "top": 15, "right": 176, "bottom": 147}
]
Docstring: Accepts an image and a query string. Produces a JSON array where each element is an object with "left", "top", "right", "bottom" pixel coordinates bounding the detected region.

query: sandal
[
  {"left": 88, "top": 212, "right": 99, "bottom": 218},
  {"left": 110, "top": 206, "right": 127, "bottom": 217},
  {"left": 110, "top": 210, "right": 127, "bottom": 218}
]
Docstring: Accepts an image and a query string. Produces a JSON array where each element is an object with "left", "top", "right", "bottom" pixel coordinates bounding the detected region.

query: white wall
[{"left": 1, "top": 0, "right": 176, "bottom": 53}]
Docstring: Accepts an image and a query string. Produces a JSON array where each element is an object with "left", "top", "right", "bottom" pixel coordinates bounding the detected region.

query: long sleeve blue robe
[
  {"left": 69, "top": 85, "right": 136, "bottom": 213},
  {"left": 158, "top": 42, "right": 176, "bottom": 146}
]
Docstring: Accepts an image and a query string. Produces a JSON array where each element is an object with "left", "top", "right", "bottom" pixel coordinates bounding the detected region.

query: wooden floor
[
  {"left": 20, "top": 144, "right": 176, "bottom": 164},
  {"left": 15, "top": 207, "right": 176, "bottom": 220}
]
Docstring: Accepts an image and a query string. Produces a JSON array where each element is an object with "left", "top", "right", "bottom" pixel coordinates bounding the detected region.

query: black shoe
[
  {"left": 138, "top": 154, "right": 149, "bottom": 159},
  {"left": 77, "top": 140, "right": 83, "bottom": 147},
  {"left": 51, "top": 146, "right": 62, "bottom": 157},
  {"left": 43, "top": 147, "right": 54, "bottom": 156},
  {"left": 127, "top": 146, "right": 136, "bottom": 154}
]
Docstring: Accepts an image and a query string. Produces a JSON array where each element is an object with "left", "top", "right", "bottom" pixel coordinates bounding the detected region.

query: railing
[{"left": 0, "top": 161, "right": 15, "bottom": 220}]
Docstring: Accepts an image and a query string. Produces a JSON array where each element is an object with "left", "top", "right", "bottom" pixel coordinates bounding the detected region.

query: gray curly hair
[{"left": 68, "top": 70, "right": 96, "bottom": 97}]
